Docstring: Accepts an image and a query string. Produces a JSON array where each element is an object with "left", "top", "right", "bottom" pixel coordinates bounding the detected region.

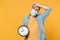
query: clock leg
[{"left": 24, "top": 33, "right": 29, "bottom": 40}]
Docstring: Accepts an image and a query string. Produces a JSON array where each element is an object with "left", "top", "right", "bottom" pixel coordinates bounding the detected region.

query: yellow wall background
[{"left": 0, "top": 0, "right": 60, "bottom": 40}]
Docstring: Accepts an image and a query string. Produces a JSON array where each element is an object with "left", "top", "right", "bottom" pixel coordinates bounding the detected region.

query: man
[{"left": 23, "top": 2, "right": 51, "bottom": 40}]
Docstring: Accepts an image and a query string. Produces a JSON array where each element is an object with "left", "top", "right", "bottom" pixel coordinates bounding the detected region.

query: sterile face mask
[{"left": 30, "top": 9, "right": 38, "bottom": 17}]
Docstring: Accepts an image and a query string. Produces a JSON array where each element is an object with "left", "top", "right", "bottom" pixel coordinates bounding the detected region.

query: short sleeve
[{"left": 23, "top": 16, "right": 29, "bottom": 26}]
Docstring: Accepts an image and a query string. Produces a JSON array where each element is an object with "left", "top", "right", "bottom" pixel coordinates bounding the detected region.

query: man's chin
[{"left": 31, "top": 14, "right": 37, "bottom": 17}]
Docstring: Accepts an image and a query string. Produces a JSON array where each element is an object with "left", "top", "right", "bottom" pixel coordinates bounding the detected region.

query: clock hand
[{"left": 21, "top": 27, "right": 24, "bottom": 32}]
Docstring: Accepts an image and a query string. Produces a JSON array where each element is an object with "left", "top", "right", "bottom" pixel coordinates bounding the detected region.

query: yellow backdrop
[{"left": 0, "top": 0, "right": 60, "bottom": 40}]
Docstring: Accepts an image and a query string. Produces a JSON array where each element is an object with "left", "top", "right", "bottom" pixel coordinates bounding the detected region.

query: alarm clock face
[{"left": 18, "top": 25, "right": 29, "bottom": 36}]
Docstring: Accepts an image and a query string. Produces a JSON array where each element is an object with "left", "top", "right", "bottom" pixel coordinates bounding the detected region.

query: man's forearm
[{"left": 38, "top": 4, "right": 51, "bottom": 10}]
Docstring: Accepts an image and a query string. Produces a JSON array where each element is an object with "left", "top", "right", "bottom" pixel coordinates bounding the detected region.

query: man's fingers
[
  {"left": 33, "top": 2, "right": 39, "bottom": 5},
  {"left": 33, "top": 2, "right": 41, "bottom": 7},
  {"left": 33, "top": 2, "right": 36, "bottom": 5}
]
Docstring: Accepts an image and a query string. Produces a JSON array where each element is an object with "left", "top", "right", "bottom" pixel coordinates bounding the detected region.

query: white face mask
[{"left": 30, "top": 9, "right": 38, "bottom": 17}]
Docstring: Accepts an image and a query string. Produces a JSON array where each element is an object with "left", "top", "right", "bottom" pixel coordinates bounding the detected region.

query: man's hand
[{"left": 32, "top": 2, "right": 41, "bottom": 12}]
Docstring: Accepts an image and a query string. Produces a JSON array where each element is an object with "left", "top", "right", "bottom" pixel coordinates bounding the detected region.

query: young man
[{"left": 24, "top": 2, "right": 51, "bottom": 40}]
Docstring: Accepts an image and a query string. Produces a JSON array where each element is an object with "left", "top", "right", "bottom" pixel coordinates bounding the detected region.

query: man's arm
[{"left": 38, "top": 4, "right": 51, "bottom": 21}]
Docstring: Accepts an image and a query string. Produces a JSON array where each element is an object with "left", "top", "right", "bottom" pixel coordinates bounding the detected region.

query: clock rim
[{"left": 17, "top": 25, "right": 30, "bottom": 37}]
